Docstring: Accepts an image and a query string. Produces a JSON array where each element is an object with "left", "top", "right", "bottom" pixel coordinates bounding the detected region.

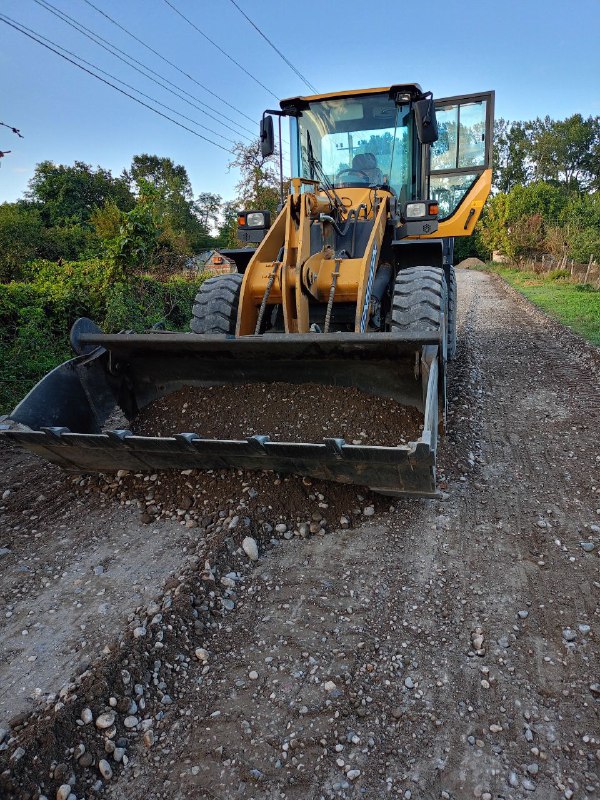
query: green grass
[{"left": 486, "top": 265, "right": 600, "bottom": 347}]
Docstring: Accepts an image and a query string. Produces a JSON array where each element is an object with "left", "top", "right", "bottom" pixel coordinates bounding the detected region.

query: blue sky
[{"left": 1, "top": 0, "right": 599, "bottom": 205}]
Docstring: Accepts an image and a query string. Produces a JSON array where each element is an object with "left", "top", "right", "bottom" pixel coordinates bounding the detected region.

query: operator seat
[{"left": 352, "top": 152, "right": 383, "bottom": 185}]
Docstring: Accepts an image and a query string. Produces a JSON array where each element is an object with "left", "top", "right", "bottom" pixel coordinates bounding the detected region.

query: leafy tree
[
  {"left": 217, "top": 200, "right": 241, "bottom": 248},
  {"left": 508, "top": 182, "right": 569, "bottom": 223},
  {"left": 230, "top": 139, "right": 281, "bottom": 215},
  {"left": 26, "top": 160, "right": 133, "bottom": 226},
  {"left": 195, "top": 192, "right": 222, "bottom": 232},
  {"left": 493, "top": 119, "right": 532, "bottom": 192},
  {"left": 127, "top": 154, "right": 193, "bottom": 200},
  {"left": 104, "top": 180, "right": 161, "bottom": 281},
  {"left": 560, "top": 192, "right": 600, "bottom": 262},
  {"left": 127, "top": 155, "right": 211, "bottom": 252},
  {"left": 478, "top": 193, "right": 511, "bottom": 257},
  {"left": 529, "top": 114, "right": 600, "bottom": 190}
]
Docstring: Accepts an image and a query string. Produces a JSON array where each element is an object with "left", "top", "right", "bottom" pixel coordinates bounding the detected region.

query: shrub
[
  {"left": 547, "top": 268, "right": 571, "bottom": 280},
  {"left": 0, "top": 259, "right": 208, "bottom": 413}
]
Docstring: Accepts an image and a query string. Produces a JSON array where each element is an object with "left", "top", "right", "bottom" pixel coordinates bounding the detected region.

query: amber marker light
[{"left": 428, "top": 203, "right": 439, "bottom": 215}]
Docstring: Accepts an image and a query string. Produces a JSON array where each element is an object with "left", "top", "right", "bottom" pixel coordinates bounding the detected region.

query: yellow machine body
[{"left": 235, "top": 84, "right": 494, "bottom": 337}]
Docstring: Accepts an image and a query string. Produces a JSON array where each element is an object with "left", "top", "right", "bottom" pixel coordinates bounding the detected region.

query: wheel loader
[{"left": 1, "top": 84, "right": 494, "bottom": 496}]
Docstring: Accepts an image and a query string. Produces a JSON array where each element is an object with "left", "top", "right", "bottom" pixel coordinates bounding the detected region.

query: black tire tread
[
  {"left": 391, "top": 267, "right": 446, "bottom": 334},
  {"left": 190, "top": 273, "right": 243, "bottom": 334}
]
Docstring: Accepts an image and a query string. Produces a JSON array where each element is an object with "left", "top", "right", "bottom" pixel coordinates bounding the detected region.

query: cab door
[{"left": 428, "top": 91, "right": 495, "bottom": 236}]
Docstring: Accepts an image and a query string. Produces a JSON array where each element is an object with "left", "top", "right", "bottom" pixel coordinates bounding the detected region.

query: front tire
[
  {"left": 391, "top": 266, "right": 448, "bottom": 428},
  {"left": 190, "top": 274, "right": 243, "bottom": 334},
  {"left": 391, "top": 266, "right": 448, "bottom": 352}
]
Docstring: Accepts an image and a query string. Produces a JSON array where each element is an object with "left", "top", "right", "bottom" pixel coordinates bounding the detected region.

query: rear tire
[
  {"left": 190, "top": 274, "right": 243, "bottom": 334},
  {"left": 447, "top": 265, "right": 457, "bottom": 360}
]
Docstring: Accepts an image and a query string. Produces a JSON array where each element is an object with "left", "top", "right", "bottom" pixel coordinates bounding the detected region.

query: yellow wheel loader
[{"left": 1, "top": 84, "right": 494, "bottom": 497}]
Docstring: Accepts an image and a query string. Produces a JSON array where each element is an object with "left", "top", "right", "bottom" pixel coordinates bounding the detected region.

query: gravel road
[{"left": 1, "top": 269, "right": 599, "bottom": 800}]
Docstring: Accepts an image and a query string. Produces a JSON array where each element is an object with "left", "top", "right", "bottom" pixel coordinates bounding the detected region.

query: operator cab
[{"left": 280, "top": 84, "right": 435, "bottom": 199}]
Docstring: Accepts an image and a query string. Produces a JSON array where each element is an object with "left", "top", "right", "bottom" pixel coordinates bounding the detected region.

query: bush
[
  {"left": 0, "top": 259, "right": 208, "bottom": 413},
  {"left": 547, "top": 268, "right": 570, "bottom": 280}
]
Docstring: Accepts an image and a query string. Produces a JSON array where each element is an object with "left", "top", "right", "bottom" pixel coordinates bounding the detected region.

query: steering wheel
[{"left": 336, "top": 168, "right": 371, "bottom": 183}]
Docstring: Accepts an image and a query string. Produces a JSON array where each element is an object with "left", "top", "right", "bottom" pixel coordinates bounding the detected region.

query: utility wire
[
  {"left": 33, "top": 0, "right": 254, "bottom": 138},
  {"left": 2, "top": 14, "right": 237, "bottom": 146},
  {"left": 227, "top": 0, "right": 318, "bottom": 95},
  {"left": 0, "top": 121, "right": 24, "bottom": 138},
  {"left": 162, "top": 0, "right": 279, "bottom": 101},
  {"left": 80, "top": 0, "right": 257, "bottom": 126},
  {"left": 0, "top": 16, "right": 233, "bottom": 153}
]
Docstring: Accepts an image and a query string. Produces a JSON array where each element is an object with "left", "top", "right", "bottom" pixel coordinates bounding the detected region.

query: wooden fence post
[{"left": 584, "top": 254, "right": 593, "bottom": 285}]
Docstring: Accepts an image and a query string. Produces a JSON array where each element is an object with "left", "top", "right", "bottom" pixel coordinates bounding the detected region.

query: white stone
[
  {"left": 242, "top": 537, "right": 259, "bottom": 561},
  {"left": 95, "top": 712, "right": 115, "bottom": 729},
  {"left": 98, "top": 759, "right": 112, "bottom": 780}
]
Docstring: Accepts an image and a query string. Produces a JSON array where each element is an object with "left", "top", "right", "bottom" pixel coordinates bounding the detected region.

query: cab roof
[{"left": 280, "top": 83, "right": 424, "bottom": 111}]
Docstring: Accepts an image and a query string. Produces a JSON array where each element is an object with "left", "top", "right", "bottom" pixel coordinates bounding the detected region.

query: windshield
[{"left": 294, "top": 94, "right": 415, "bottom": 199}]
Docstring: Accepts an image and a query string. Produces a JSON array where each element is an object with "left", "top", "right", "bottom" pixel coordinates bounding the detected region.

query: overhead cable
[
  {"left": 0, "top": 16, "right": 234, "bottom": 153},
  {"left": 2, "top": 14, "right": 237, "bottom": 146},
  {"left": 33, "top": 0, "right": 254, "bottom": 138},
  {"left": 228, "top": 0, "right": 318, "bottom": 94},
  {"left": 0, "top": 121, "right": 24, "bottom": 138},
  {"left": 162, "top": 0, "right": 279, "bottom": 100},
  {"left": 80, "top": 0, "right": 257, "bottom": 126}
]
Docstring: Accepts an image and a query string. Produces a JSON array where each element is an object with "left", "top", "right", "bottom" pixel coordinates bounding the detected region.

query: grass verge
[{"left": 486, "top": 265, "right": 600, "bottom": 347}]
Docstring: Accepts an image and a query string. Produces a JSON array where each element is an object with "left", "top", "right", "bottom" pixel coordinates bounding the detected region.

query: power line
[
  {"left": 80, "top": 0, "right": 257, "bottom": 126},
  {"left": 162, "top": 0, "right": 279, "bottom": 101},
  {"left": 33, "top": 0, "right": 254, "bottom": 139},
  {"left": 0, "top": 121, "right": 24, "bottom": 138},
  {"left": 0, "top": 16, "right": 233, "bottom": 153},
  {"left": 2, "top": 14, "right": 237, "bottom": 146},
  {"left": 227, "top": 0, "right": 318, "bottom": 95}
]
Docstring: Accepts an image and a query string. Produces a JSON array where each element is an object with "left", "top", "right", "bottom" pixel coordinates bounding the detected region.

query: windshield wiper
[{"left": 305, "top": 131, "right": 346, "bottom": 215}]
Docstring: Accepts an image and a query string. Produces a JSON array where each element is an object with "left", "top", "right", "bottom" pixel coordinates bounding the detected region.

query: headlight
[
  {"left": 405, "top": 202, "right": 427, "bottom": 219},
  {"left": 246, "top": 212, "right": 266, "bottom": 228}
]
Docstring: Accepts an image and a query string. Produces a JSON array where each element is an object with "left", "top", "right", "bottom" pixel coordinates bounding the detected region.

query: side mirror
[
  {"left": 260, "top": 115, "right": 275, "bottom": 157},
  {"left": 414, "top": 97, "right": 439, "bottom": 144}
]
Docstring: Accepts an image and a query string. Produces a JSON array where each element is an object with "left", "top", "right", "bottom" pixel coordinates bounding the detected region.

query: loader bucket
[{"left": 0, "top": 324, "right": 444, "bottom": 497}]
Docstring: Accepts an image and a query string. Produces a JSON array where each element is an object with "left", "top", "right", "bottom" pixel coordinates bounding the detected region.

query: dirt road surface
[{"left": 1, "top": 269, "right": 599, "bottom": 800}]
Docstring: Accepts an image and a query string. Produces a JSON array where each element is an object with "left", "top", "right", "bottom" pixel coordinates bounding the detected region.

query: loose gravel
[{"left": 131, "top": 383, "right": 423, "bottom": 447}]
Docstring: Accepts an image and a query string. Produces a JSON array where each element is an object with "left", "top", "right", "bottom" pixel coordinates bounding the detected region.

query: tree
[
  {"left": 127, "top": 154, "right": 193, "bottom": 200},
  {"left": 493, "top": 119, "right": 532, "bottom": 192},
  {"left": 126, "top": 155, "right": 210, "bottom": 252},
  {"left": 104, "top": 180, "right": 161, "bottom": 280},
  {"left": 195, "top": 192, "right": 222, "bottom": 232},
  {"left": 529, "top": 114, "right": 600, "bottom": 190},
  {"left": 26, "top": 160, "right": 133, "bottom": 226},
  {"left": 229, "top": 139, "right": 281, "bottom": 214},
  {"left": 217, "top": 200, "right": 241, "bottom": 249}
]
